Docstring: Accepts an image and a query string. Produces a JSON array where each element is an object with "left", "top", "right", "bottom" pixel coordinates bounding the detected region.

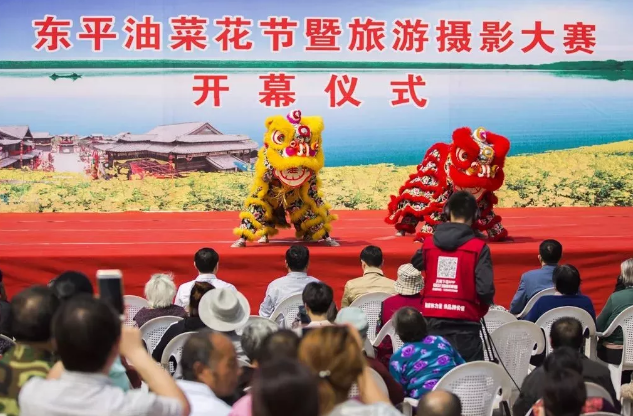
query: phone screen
[{"left": 97, "top": 270, "right": 124, "bottom": 315}]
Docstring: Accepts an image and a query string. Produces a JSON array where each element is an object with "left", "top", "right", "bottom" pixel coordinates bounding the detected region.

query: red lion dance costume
[{"left": 386, "top": 127, "right": 510, "bottom": 242}]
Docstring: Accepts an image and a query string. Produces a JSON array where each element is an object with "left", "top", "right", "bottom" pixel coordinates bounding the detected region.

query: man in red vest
[{"left": 411, "top": 191, "right": 495, "bottom": 361}]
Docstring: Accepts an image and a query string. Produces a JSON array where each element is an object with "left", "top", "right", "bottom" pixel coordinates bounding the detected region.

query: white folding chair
[
  {"left": 123, "top": 295, "right": 149, "bottom": 327},
  {"left": 372, "top": 319, "right": 403, "bottom": 353},
  {"left": 236, "top": 315, "right": 278, "bottom": 336},
  {"left": 490, "top": 321, "right": 545, "bottom": 400},
  {"left": 596, "top": 304, "right": 633, "bottom": 399},
  {"left": 535, "top": 306, "right": 597, "bottom": 359},
  {"left": 271, "top": 294, "right": 303, "bottom": 328},
  {"left": 582, "top": 413, "right": 621, "bottom": 416},
  {"left": 482, "top": 309, "right": 518, "bottom": 361},
  {"left": 140, "top": 316, "right": 183, "bottom": 355},
  {"left": 432, "top": 361, "right": 513, "bottom": 416},
  {"left": 349, "top": 292, "right": 392, "bottom": 344},
  {"left": 160, "top": 331, "right": 196, "bottom": 378},
  {"left": 515, "top": 288, "right": 557, "bottom": 319},
  {"left": 0, "top": 334, "right": 15, "bottom": 354},
  {"left": 585, "top": 382, "right": 614, "bottom": 406},
  {"left": 348, "top": 367, "right": 388, "bottom": 400}
]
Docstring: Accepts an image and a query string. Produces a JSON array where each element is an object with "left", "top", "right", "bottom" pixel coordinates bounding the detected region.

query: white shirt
[
  {"left": 176, "top": 380, "right": 231, "bottom": 416},
  {"left": 19, "top": 371, "right": 182, "bottom": 416},
  {"left": 259, "top": 272, "right": 319, "bottom": 318},
  {"left": 175, "top": 274, "right": 236, "bottom": 308}
]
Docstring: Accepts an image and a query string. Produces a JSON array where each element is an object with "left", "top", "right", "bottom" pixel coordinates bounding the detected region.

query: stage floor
[{"left": 2, "top": 207, "right": 632, "bottom": 312}]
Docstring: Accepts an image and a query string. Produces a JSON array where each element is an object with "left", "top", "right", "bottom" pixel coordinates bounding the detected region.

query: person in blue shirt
[
  {"left": 524, "top": 264, "right": 596, "bottom": 323},
  {"left": 509, "top": 240, "right": 563, "bottom": 315}
]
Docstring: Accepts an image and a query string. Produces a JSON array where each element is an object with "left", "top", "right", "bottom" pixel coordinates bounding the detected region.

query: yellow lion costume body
[{"left": 232, "top": 110, "right": 338, "bottom": 247}]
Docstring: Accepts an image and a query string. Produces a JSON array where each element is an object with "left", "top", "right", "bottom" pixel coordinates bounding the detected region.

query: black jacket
[{"left": 411, "top": 222, "right": 495, "bottom": 305}]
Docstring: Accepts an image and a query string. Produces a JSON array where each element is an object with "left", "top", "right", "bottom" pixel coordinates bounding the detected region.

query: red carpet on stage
[{"left": 1, "top": 208, "right": 632, "bottom": 312}]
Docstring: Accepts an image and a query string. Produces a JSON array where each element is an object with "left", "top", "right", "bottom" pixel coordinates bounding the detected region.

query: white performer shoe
[
  {"left": 395, "top": 230, "right": 405, "bottom": 237},
  {"left": 324, "top": 236, "right": 340, "bottom": 247},
  {"left": 258, "top": 235, "right": 269, "bottom": 244},
  {"left": 231, "top": 238, "right": 247, "bottom": 248}
]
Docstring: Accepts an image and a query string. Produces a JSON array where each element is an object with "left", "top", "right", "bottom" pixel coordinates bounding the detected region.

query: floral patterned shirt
[{"left": 389, "top": 335, "right": 465, "bottom": 399}]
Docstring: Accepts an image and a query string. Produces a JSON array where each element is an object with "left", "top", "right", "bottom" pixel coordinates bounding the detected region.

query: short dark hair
[
  {"left": 286, "top": 245, "right": 309, "bottom": 271},
  {"left": 194, "top": 248, "right": 220, "bottom": 273},
  {"left": 553, "top": 264, "right": 581, "bottom": 295},
  {"left": 189, "top": 282, "right": 214, "bottom": 316},
  {"left": 394, "top": 307, "right": 428, "bottom": 343},
  {"left": 540, "top": 240, "right": 563, "bottom": 264},
  {"left": 50, "top": 271, "right": 94, "bottom": 302},
  {"left": 257, "top": 329, "right": 300, "bottom": 364},
  {"left": 302, "top": 282, "right": 333, "bottom": 315},
  {"left": 181, "top": 330, "right": 215, "bottom": 382},
  {"left": 52, "top": 295, "right": 121, "bottom": 372},
  {"left": 550, "top": 317, "right": 584, "bottom": 350},
  {"left": 360, "top": 245, "right": 383, "bottom": 267},
  {"left": 10, "top": 286, "right": 60, "bottom": 343},
  {"left": 252, "top": 357, "right": 319, "bottom": 416},
  {"left": 446, "top": 191, "right": 478, "bottom": 223},
  {"left": 416, "top": 391, "right": 462, "bottom": 416},
  {"left": 543, "top": 348, "right": 586, "bottom": 416}
]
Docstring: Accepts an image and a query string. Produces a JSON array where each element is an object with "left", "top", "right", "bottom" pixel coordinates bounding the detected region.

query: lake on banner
[{"left": 1, "top": 69, "right": 632, "bottom": 167}]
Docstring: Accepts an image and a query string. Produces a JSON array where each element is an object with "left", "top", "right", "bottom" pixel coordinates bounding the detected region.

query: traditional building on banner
[
  {"left": 0, "top": 125, "right": 41, "bottom": 169},
  {"left": 91, "top": 122, "right": 258, "bottom": 173},
  {"left": 57, "top": 133, "right": 76, "bottom": 153},
  {"left": 32, "top": 132, "right": 53, "bottom": 151}
]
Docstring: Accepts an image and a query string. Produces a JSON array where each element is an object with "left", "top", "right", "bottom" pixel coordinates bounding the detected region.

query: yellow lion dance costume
[{"left": 232, "top": 109, "right": 338, "bottom": 247}]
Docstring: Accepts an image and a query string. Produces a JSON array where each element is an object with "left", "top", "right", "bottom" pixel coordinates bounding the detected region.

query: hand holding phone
[{"left": 97, "top": 269, "right": 124, "bottom": 316}]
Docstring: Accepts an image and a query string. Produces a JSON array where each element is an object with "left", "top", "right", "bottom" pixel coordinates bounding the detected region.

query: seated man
[
  {"left": 341, "top": 245, "right": 395, "bottom": 307},
  {"left": 416, "top": 391, "right": 462, "bottom": 416},
  {"left": 175, "top": 248, "right": 235, "bottom": 309},
  {"left": 513, "top": 317, "right": 618, "bottom": 416},
  {"left": 509, "top": 239, "right": 562, "bottom": 314},
  {"left": 524, "top": 265, "right": 595, "bottom": 323}
]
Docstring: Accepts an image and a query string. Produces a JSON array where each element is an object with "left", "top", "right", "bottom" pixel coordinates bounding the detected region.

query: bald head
[{"left": 417, "top": 390, "right": 462, "bottom": 416}]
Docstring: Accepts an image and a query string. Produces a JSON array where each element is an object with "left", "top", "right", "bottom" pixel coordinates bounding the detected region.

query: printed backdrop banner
[{"left": 0, "top": 0, "right": 632, "bottom": 212}]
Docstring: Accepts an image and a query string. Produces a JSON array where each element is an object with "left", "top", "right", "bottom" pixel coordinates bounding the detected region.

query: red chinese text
[
  {"left": 169, "top": 15, "right": 209, "bottom": 51},
  {"left": 259, "top": 73, "right": 296, "bottom": 107},
  {"left": 304, "top": 17, "right": 343, "bottom": 51},
  {"left": 521, "top": 21, "right": 555, "bottom": 53},
  {"left": 214, "top": 15, "right": 253, "bottom": 52},
  {"left": 392, "top": 18, "right": 430, "bottom": 52},
  {"left": 77, "top": 16, "right": 119, "bottom": 52},
  {"left": 193, "top": 75, "right": 229, "bottom": 107},
  {"left": 324, "top": 74, "right": 362, "bottom": 108},
  {"left": 32, "top": 15, "right": 73, "bottom": 51},
  {"left": 123, "top": 16, "right": 162, "bottom": 51},
  {"left": 258, "top": 16, "right": 299, "bottom": 52},
  {"left": 347, "top": 17, "right": 386, "bottom": 52},
  {"left": 436, "top": 20, "right": 472, "bottom": 52},
  {"left": 563, "top": 22, "right": 596, "bottom": 54},
  {"left": 390, "top": 74, "right": 427, "bottom": 108},
  {"left": 480, "top": 21, "right": 513, "bottom": 53}
]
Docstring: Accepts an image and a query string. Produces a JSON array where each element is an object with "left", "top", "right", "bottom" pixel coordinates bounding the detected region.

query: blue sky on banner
[{"left": 0, "top": 0, "right": 630, "bottom": 63}]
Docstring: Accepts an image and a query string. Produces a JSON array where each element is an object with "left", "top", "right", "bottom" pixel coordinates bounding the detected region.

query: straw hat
[
  {"left": 394, "top": 263, "right": 424, "bottom": 296},
  {"left": 199, "top": 288, "right": 250, "bottom": 332}
]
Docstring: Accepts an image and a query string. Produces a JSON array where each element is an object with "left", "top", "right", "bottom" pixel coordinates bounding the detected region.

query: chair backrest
[
  {"left": 372, "top": 319, "right": 403, "bottom": 352},
  {"left": 236, "top": 315, "right": 278, "bottom": 336},
  {"left": 140, "top": 316, "right": 184, "bottom": 355},
  {"left": 490, "top": 321, "right": 545, "bottom": 389},
  {"left": 271, "top": 294, "right": 303, "bottom": 328},
  {"left": 585, "top": 382, "right": 614, "bottom": 406},
  {"left": 123, "top": 295, "right": 150, "bottom": 327},
  {"left": 535, "top": 306, "right": 597, "bottom": 357},
  {"left": 349, "top": 292, "right": 392, "bottom": 343},
  {"left": 161, "top": 331, "right": 196, "bottom": 378},
  {"left": 601, "top": 305, "right": 633, "bottom": 368},
  {"left": 0, "top": 335, "right": 15, "bottom": 355},
  {"left": 482, "top": 310, "right": 518, "bottom": 361},
  {"left": 348, "top": 367, "right": 388, "bottom": 399},
  {"left": 434, "top": 361, "right": 513, "bottom": 416},
  {"left": 516, "top": 288, "right": 557, "bottom": 318}
]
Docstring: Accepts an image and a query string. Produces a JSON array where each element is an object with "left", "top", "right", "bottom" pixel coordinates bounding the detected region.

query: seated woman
[
  {"left": 389, "top": 307, "right": 464, "bottom": 399},
  {"left": 525, "top": 265, "right": 595, "bottom": 323},
  {"left": 133, "top": 273, "right": 187, "bottom": 328},
  {"left": 597, "top": 259, "right": 633, "bottom": 364}
]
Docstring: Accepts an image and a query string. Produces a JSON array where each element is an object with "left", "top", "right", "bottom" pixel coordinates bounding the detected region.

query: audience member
[
  {"left": 299, "top": 325, "right": 402, "bottom": 416},
  {"left": 390, "top": 307, "right": 464, "bottom": 399},
  {"left": 410, "top": 191, "right": 495, "bottom": 361},
  {"left": 513, "top": 317, "right": 618, "bottom": 416},
  {"left": 259, "top": 245, "right": 318, "bottom": 319},
  {"left": 176, "top": 248, "right": 235, "bottom": 309},
  {"left": 178, "top": 331, "right": 239, "bottom": 416},
  {"left": 134, "top": 273, "right": 187, "bottom": 328},
  {"left": 341, "top": 245, "right": 395, "bottom": 307},
  {"left": 0, "top": 269, "right": 11, "bottom": 347},
  {"left": 335, "top": 307, "right": 405, "bottom": 405},
  {"left": 18, "top": 295, "right": 190, "bottom": 416},
  {"left": 49, "top": 271, "right": 135, "bottom": 390},
  {"left": 416, "top": 390, "right": 462, "bottom": 416},
  {"left": 302, "top": 282, "right": 335, "bottom": 328},
  {"left": 251, "top": 358, "right": 319, "bottom": 416},
  {"left": 524, "top": 265, "right": 595, "bottom": 322},
  {"left": 236, "top": 319, "right": 279, "bottom": 394},
  {"left": 597, "top": 258, "right": 633, "bottom": 364},
  {"left": 0, "top": 286, "right": 59, "bottom": 416},
  {"left": 509, "top": 239, "right": 563, "bottom": 314},
  {"left": 153, "top": 282, "right": 214, "bottom": 364}
]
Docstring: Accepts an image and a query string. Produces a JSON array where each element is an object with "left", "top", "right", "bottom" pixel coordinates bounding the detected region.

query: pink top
[{"left": 229, "top": 393, "right": 252, "bottom": 416}]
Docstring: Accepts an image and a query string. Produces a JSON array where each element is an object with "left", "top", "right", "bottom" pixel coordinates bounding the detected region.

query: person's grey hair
[
  {"left": 621, "top": 259, "right": 633, "bottom": 287},
  {"left": 241, "top": 319, "right": 279, "bottom": 363},
  {"left": 144, "top": 273, "right": 177, "bottom": 308}
]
